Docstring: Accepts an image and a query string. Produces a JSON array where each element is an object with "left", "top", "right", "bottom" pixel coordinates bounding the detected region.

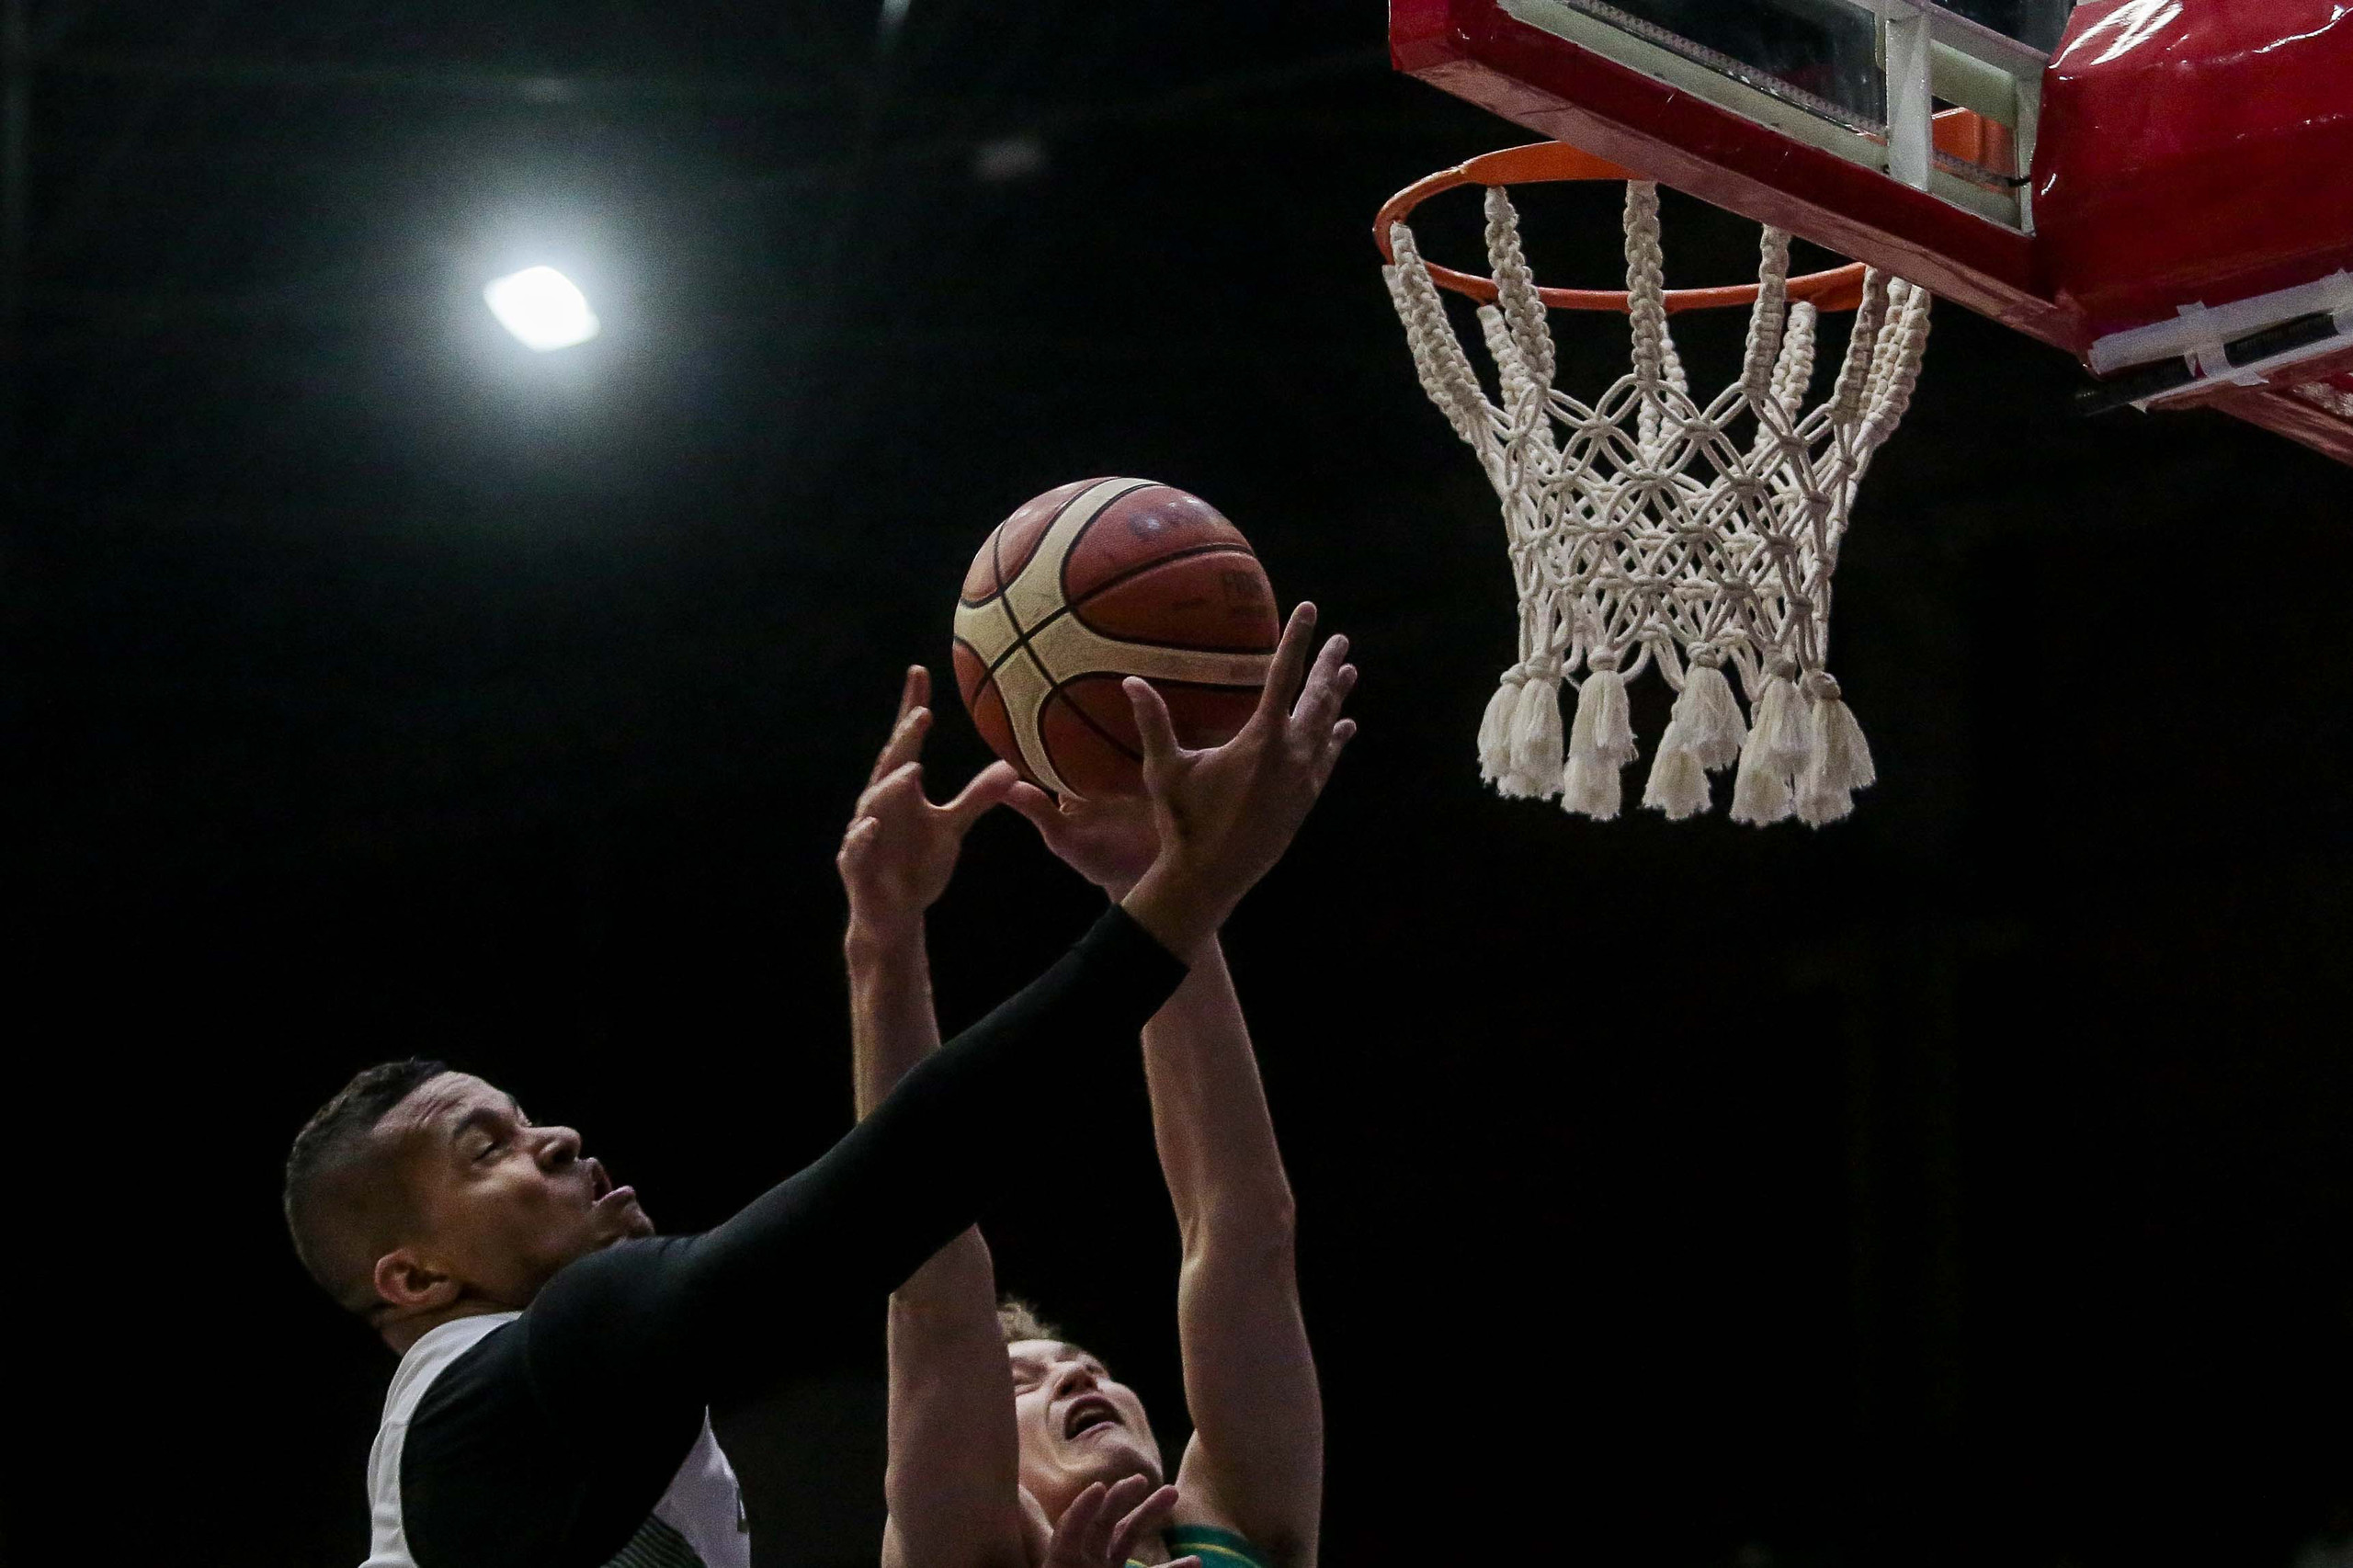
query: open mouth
[
  {"left": 1063, "top": 1395, "right": 1121, "bottom": 1439},
  {"left": 588, "top": 1160, "right": 637, "bottom": 1213}
]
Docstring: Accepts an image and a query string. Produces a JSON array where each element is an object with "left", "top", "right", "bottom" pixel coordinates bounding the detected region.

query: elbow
[{"left": 1179, "top": 1186, "right": 1298, "bottom": 1268}]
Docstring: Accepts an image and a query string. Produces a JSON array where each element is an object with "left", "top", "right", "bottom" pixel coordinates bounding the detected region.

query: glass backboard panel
[
  {"left": 1592, "top": 0, "right": 1884, "bottom": 133},
  {"left": 1498, "top": 0, "right": 2053, "bottom": 228},
  {"left": 1940, "top": 0, "right": 2072, "bottom": 52}
]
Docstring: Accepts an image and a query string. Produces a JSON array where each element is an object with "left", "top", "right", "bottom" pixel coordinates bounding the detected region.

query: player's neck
[{"left": 380, "top": 1297, "right": 514, "bottom": 1356}]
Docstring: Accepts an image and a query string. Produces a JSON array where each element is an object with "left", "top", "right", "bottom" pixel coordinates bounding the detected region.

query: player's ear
[{"left": 373, "top": 1247, "right": 461, "bottom": 1314}]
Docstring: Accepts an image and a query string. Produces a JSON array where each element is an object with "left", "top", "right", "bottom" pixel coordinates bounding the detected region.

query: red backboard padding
[
  {"left": 1390, "top": 0, "right": 2353, "bottom": 466},
  {"left": 2034, "top": 1, "right": 2353, "bottom": 339},
  {"left": 1387, "top": 0, "right": 2063, "bottom": 345}
]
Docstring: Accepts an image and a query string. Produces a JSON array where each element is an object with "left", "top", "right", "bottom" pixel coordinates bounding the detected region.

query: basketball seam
[
  {"left": 988, "top": 514, "right": 1006, "bottom": 617},
  {"left": 1060, "top": 671, "right": 1269, "bottom": 695},
  {"left": 951, "top": 636, "right": 1009, "bottom": 748},
  {"left": 962, "top": 480, "right": 1112, "bottom": 609},
  {"left": 951, "top": 635, "right": 996, "bottom": 703},
  {"left": 1055, "top": 480, "right": 1181, "bottom": 611},
  {"left": 1063, "top": 541, "right": 1272, "bottom": 646},
  {"left": 965, "top": 666, "right": 1033, "bottom": 783},
  {"left": 1042, "top": 670, "right": 1267, "bottom": 772},
  {"left": 983, "top": 592, "right": 1277, "bottom": 684},
  {"left": 985, "top": 613, "right": 1044, "bottom": 682},
  {"left": 1015, "top": 640, "right": 1073, "bottom": 776},
  {"left": 1066, "top": 540, "right": 1259, "bottom": 610},
  {"left": 1046, "top": 679, "right": 1143, "bottom": 765}
]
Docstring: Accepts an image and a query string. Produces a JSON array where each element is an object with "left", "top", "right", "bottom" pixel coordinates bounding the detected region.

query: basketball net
[{"left": 1382, "top": 181, "right": 1930, "bottom": 824}]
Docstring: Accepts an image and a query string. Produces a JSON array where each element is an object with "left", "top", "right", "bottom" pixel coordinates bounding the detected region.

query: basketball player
[
  {"left": 280, "top": 603, "right": 1355, "bottom": 1568},
  {"left": 841, "top": 642, "right": 1345, "bottom": 1568}
]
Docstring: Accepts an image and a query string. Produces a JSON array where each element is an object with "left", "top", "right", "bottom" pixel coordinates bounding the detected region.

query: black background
[{"left": 8, "top": 5, "right": 2350, "bottom": 1566}]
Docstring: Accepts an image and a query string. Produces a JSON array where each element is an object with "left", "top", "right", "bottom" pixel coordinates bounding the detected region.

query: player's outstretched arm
[
  {"left": 524, "top": 619, "right": 1350, "bottom": 1433},
  {"left": 838, "top": 667, "right": 1029, "bottom": 1568},
  {"left": 839, "top": 664, "right": 1016, "bottom": 1119},
  {"left": 1147, "top": 941, "right": 1322, "bottom": 1568},
  {"left": 996, "top": 820, "right": 1327, "bottom": 1567},
  {"left": 1008, "top": 609, "right": 1354, "bottom": 1568}
]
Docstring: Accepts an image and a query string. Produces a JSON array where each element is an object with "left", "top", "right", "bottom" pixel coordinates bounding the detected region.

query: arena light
[{"left": 483, "top": 267, "right": 600, "bottom": 351}]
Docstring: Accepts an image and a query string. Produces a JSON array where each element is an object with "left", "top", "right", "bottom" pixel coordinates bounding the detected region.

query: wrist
[
  {"left": 844, "top": 909, "right": 925, "bottom": 960},
  {"left": 1119, "top": 860, "right": 1226, "bottom": 960}
]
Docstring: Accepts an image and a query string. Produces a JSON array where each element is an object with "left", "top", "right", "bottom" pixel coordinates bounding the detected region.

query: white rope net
[{"left": 1382, "top": 182, "right": 1931, "bottom": 824}]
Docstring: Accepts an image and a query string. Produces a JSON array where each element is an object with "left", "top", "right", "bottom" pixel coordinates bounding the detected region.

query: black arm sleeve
[{"left": 403, "top": 904, "right": 1185, "bottom": 1568}]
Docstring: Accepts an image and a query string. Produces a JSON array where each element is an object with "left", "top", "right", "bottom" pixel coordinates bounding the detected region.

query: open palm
[
  {"left": 836, "top": 665, "right": 1016, "bottom": 930},
  {"left": 1006, "top": 785, "right": 1159, "bottom": 899},
  {"left": 1040, "top": 1479, "right": 1199, "bottom": 1568}
]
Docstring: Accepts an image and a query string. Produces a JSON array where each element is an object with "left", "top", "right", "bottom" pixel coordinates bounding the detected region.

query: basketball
[{"left": 951, "top": 477, "right": 1279, "bottom": 799}]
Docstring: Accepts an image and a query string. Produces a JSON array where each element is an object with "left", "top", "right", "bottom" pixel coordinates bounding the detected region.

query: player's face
[
  {"left": 1006, "top": 1338, "right": 1164, "bottom": 1524},
  {"left": 382, "top": 1073, "right": 654, "bottom": 1309}
]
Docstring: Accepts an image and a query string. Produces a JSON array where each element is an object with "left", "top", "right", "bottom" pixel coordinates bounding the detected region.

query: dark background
[{"left": 7, "top": 5, "right": 2350, "bottom": 1567}]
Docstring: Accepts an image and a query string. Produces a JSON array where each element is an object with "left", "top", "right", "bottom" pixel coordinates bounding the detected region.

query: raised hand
[
  {"left": 1006, "top": 784, "right": 1159, "bottom": 900},
  {"left": 1119, "top": 602, "right": 1357, "bottom": 956},
  {"left": 836, "top": 665, "right": 1017, "bottom": 937},
  {"left": 1040, "top": 1478, "right": 1201, "bottom": 1568}
]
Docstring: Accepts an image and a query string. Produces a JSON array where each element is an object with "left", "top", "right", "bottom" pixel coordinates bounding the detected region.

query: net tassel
[
  {"left": 1502, "top": 658, "right": 1563, "bottom": 801},
  {"left": 1642, "top": 659, "right": 1745, "bottom": 818},
  {"left": 1677, "top": 659, "right": 1746, "bottom": 768},
  {"left": 1730, "top": 663, "right": 1807, "bottom": 825},
  {"left": 1642, "top": 735, "right": 1710, "bottom": 819},
  {"left": 1477, "top": 672, "right": 1520, "bottom": 790},
  {"left": 1794, "top": 674, "right": 1876, "bottom": 825},
  {"left": 1561, "top": 654, "right": 1635, "bottom": 820}
]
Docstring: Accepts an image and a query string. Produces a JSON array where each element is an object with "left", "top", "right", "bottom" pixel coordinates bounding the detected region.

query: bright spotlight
[{"left": 483, "top": 267, "right": 600, "bottom": 351}]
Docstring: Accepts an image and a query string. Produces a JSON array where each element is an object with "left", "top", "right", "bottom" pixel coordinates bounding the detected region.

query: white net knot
[{"left": 1509, "top": 652, "right": 1563, "bottom": 685}]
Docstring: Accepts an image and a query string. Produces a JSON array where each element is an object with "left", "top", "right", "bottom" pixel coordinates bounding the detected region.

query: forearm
[
  {"left": 1143, "top": 938, "right": 1296, "bottom": 1252},
  {"left": 885, "top": 1230, "right": 1029, "bottom": 1568},
  {"left": 648, "top": 906, "right": 1185, "bottom": 1389},
  {"left": 849, "top": 913, "right": 1031, "bottom": 1565},
  {"left": 847, "top": 913, "right": 942, "bottom": 1119},
  {"left": 1145, "top": 938, "right": 1323, "bottom": 1565}
]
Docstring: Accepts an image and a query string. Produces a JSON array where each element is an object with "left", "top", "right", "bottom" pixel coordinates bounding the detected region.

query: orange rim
[{"left": 1375, "top": 142, "right": 1868, "bottom": 316}]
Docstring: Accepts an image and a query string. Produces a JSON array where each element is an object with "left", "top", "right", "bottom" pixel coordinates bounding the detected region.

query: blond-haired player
[{"left": 838, "top": 608, "right": 1346, "bottom": 1568}]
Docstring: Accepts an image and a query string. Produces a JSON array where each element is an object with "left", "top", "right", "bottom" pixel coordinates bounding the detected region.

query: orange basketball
[{"left": 951, "top": 478, "right": 1279, "bottom": 799}]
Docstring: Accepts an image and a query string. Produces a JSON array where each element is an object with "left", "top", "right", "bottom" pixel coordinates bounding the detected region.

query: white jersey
[{"left": 362, "top": 1312, "right": 750, "bottom": 1568}]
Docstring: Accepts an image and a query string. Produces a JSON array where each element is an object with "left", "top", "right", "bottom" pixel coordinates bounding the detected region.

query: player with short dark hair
[
  {"left": 842, "top": 635, "right": 1342, "bottom": 1568},
  {"left": 283, "top": 605, "right": 1355, "bottom": 1568},
  {"left": 287, "top": 1058, "right": 457, "bottom": 1318}
]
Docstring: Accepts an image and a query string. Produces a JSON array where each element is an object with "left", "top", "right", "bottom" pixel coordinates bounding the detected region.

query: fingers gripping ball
[{"left": 952, "top": 478, "right": 1278, "bottom": 798}]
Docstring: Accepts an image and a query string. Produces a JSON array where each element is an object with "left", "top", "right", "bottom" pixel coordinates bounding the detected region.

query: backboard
[{"left": 1391, "top": 0, "right": 2353, "bottom": 466}]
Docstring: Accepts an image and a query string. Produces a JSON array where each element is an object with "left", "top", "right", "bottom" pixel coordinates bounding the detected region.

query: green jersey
[{"left": 1133, "top": 1524, "right": 1273, "bottom": 1568}]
